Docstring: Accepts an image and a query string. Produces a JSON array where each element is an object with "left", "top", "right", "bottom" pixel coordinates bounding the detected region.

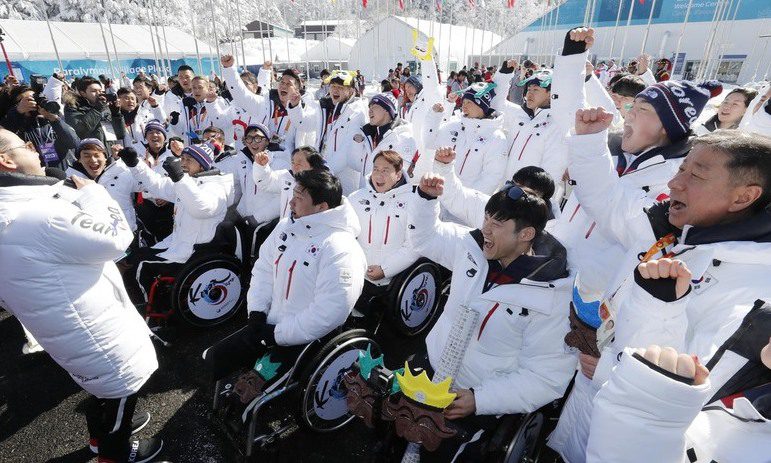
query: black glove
[
  {"left": 248, "top": 311, "right": 267, "bottom": 333},
  {"left": 162, "top": 157, "right": 185, "bottom": 182},
  {"left": 182, "top": 96, "right": 197, "bottom": 109},
  {"left": 169, "top": 111, "right": 180, "bottom": 126},
  {"left": 258, "top": 323, "right": 276, "bottom": 348},
  {"left": 118, "top": 147, "right": 140, "bottom": 168},
  {"left": 499, "top": 61, "right": 515, "bottom": 74},
  {"left": 562, "top": 27, "right": 589, "bottom": 56}
]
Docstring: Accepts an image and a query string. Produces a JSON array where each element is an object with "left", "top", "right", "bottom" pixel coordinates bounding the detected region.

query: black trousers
[
  {"left": 121, "top": 247, "right": 183, "bottom": 305},
  {"left": 204, "top": 326, "right": 305, "bottom": 384},
  {"left": 352, "top": 281, "right": 390, "bottom": 331},
  {"left": 85, "top": 392, "right": 139, "bottom": 461}
]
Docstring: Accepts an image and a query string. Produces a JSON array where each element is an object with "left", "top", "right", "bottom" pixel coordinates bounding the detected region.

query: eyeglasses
[
  {"left": 503, "top": 181, "right": 526, "bottom": 201},
  {"left": 244, "top": 135, "right": 267, "bottom": 143},
  {"left": 1, "top": 141, "right": 34, "bottom": 155}
]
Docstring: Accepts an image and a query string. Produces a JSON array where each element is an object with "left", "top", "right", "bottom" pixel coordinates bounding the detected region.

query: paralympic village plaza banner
[{"left": 4, "top": 57, "right": 220, "bottom": 83}]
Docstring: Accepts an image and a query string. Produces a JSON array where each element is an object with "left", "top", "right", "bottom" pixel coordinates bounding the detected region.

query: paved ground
[{"left": 0, "top": 308, "right": 423, "bottom": 463}]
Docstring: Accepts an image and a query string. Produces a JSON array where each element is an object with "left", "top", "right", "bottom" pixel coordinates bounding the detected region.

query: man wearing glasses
[
  {"left": 400, "top": 173, "right": 576, "bottom": 461},
  {"left": 0, "top": 128, "right": 163, "bottom": 462}
]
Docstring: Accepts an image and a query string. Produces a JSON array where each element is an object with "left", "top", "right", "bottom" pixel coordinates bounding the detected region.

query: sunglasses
[{"left": 503, "top": 181, "right": 527, "bottom": 201}]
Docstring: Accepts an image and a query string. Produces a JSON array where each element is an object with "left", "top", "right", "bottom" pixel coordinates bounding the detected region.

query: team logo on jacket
[
  {"left": 306, "top": 244, "right": 320, "bottom": 258},
  {"left": 396, "top": 201, "right": 406, "bottom": 209},
  {"left": 691, "top": 271, "right": 718, "bottom": 295}
]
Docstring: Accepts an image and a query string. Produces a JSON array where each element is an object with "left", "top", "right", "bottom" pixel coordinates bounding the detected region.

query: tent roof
[
  {"left": 299, "top": 20, "right": 365, "bottom": 27},
  {"left": 240, "top": 37, "right": 321, "bottom": 64},
  {"left": 0, "top": 19, "right": 213, "bottom": 61},
  {"left": 391, "top": 16, "right": 501, "bottom": 62},
  {"left": 300, "top": 37, "right": 355, "bottom": 61}
]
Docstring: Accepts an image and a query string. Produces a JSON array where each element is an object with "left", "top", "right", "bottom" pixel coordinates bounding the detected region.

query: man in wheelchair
[
  {"left": 117, "top": 143, "right": 234, "bottom": 304},
  {"left": 354, "top": 173, "right": 577, "bottom": 462},
  {"left": 203, "top": 169, "right": 367, "bottom": 424}
]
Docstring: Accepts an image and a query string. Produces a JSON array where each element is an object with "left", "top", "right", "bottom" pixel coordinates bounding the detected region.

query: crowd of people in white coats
[{"left": 0, "top": 24, "right": 770, "bottom": 463}]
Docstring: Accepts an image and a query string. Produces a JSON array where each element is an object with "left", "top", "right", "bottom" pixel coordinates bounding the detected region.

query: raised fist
[
  {"left": 574, "top": 107, "right": 614, "bottom": 135},
  {"left": 634, "top": 345, "right": 709, "bottom": 386},
  {"left": 162, "top": 156, "right": 185, "bottom": 182},
  {"left": 434, "top": 147, "right": 456, "bottom": 165},
  {"left": 221, "top": 55, "right": 235, "bottom": 69},
  {"left": 431, "top": 103, "right": 444, "bottom": 113},
  {"left": 254, "top": 151, "right": 270, "bottom": 167},
  {"left": 569, "top": 27, "right": 595, "bottom": 50},
  {"left": 637, "top": 258, "right": 692, "bottom": 300},
  {"left": 418, "top": 173, "right": 445, "bottom": 198},
  {"left": 118, "top": 146, "right": 139, "bottom": 168}
]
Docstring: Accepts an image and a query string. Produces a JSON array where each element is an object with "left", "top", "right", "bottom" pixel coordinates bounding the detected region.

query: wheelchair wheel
[
  {"left": 499, "top": 411, "right": 545, "bottom": 463},
  {"left": 387, "top": 260, "right": 443, "bottom": 337},
  {"left": 172, "top": 254, "right": 246, "bottom": 327},
  {"left": 297, "top": 329, "right": 381, "bottom": 433}
]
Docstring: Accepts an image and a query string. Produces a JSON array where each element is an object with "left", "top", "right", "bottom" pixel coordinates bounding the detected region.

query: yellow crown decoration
[
  {"left": 395, "top": 362, "right": 456, "bottom": 409},
  {"left": 410, "top": 29, "right": 435, "bottom": 62},
  {"left": 324, "top": 69, "right": 357, "bottom": 86}
]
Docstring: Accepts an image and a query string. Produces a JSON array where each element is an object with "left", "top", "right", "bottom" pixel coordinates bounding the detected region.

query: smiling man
[
  {"left": 548, "top": 109, "right": 771, "bottom": 463},
  {"left": 204, "top": 169, "right": 366, "bottom": 422},
  {"left": 401, "top": 173, "right": 576, "bottom": 461},
  {"left": 117, "top": 144, "right": 233, "bottom": 304}
]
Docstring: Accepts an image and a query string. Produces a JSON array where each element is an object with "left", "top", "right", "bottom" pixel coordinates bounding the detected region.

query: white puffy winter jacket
[
  {"left": 66, "top": 159, "right": 141, "bottom": 232},
  {"left": 289, "top": 96, "right": 369, "bottom": 194},
  {"left": 351, "top": 119, "right": 420, "bottom": 190},
  {"left": 122, "top": 100, "right": 166, "bottom": 158},
  {"left": 252, "top": 162, "right": 294, "bottom": 220},
  {"left": 246, "top": 199, "right": 367, "bottom": 346},
  {"left": 588, "top": 348, "right": 771, "bottom": 463},
  {"left": 400, "top": 54, "right": 445, "bottom": 152},
  {"left": 423, "top": 111, "right": 509, "bottom": 195},
  {"left": 407, "top": 194, "right": 577, "bottom": 415},
  {"left": 491, "top": 71, "right": 569, "bottom": 200},
  {"left": 128, "top": 161, "right": 233, "bottom": 263},
  {"left": 349, "top": 177, "right": 420, "bottom": 286},
  {"left": 0, "top": 176, "right": 157, "bottom": 398}
]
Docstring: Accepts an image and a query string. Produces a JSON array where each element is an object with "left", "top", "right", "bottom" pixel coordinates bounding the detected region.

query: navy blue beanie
[{"left": 636, "top": 80, "right": 723, "bottom": 142}]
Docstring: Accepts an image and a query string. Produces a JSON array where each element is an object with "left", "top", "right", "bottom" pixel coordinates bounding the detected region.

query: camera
[
  {"left": 105, "top": 93, "right": 118, "bottom": 103},
  {"left": 34, "top": 95, "right": 61, "bottom": 114}
]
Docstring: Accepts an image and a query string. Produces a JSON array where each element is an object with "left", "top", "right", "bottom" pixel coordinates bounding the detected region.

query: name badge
[
  {"left": 39, "top": 141, "right": 59, "bottom": 164},
  {"left": 101, "top": 121, "right": 118, "bottom": 141}
]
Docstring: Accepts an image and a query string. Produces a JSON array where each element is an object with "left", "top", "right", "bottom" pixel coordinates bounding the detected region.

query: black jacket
[
  {"left": 1, "top": 108, "right": 79, "bottom": 167},
  {"left": 64, "top": 96, "right": 126, "bottom": 148}
]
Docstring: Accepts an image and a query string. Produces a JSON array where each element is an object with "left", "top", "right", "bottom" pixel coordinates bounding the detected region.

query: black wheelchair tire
[
  {"left": 296, "top": 329, "right": 382, "bottom": 433},
  {"left": 387, "top": 260, "right": 444, "bottom": 337},
  {"left": 172, "top": 254, "right": 246, "bottom": 327}
]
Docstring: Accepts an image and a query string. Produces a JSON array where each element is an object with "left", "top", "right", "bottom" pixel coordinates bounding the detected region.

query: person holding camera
[
  {"left": 1, "top": 84, "right": 79, "bottom": 168},
  {"left": 65, "top": 75, "right": 126, "bottom": 152}
]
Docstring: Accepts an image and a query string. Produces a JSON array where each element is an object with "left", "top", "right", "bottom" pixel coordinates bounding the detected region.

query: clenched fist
[
  {"left": 221, "top": 55, "right": 235, "bottom": 69},
  {"left": 634, "top": 345, "right": 709, "bottom": 386},
  {"left": 637, "top": 258, "right": 692, "bottom": 300},
  {"left": 418, "top": 173, "right": 445, "bottom": 198},
  {"left": 574, "top": 107, "right": 614, "bottom": 135},
  {"left": 434, "top": 147, "right": 456, "bottom": 165}
]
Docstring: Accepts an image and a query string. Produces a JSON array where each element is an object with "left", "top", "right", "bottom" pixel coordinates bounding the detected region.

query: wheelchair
[
  {"left": 142, "top": 218, "right": 279, "bottom": 328},
  {"left": 362, "top": 258, "right": 451, "bottom": 337},
  {"left": 485, "top": 399, "right": 564, "bottom": 463},
  {"left": 208, "top": 326, "right": 382, "bottom": 459}
]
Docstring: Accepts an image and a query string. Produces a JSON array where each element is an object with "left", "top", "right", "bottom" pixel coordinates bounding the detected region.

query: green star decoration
[
  {"left": 358, "top": 345, "right": 384, "bottom": 381},
  {"left": 254, "top": 353, "right": 282, "bottom": 381},
  {"left": 389, "top": 368, "right": 405, "bottom": 395}
]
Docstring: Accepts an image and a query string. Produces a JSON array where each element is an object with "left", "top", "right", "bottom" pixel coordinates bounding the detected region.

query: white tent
[
  {"left": 348, "top": 16, "right": 501, "bottom": 81},
  {"left": 301, "top": 37, "right": 355, "bottom": 64},
  {"left": 239, "top": 37, "right": 320, "bottom": 65},
  {"left": 0, "top": 19, "right": 211, "bottom": 61}
]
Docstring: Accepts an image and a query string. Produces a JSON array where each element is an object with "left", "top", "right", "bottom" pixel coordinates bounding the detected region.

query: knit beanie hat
[
  {"left": 244, "top": 123, "right": 272, "bottom": 140},
  {"left": 636, "top": 80, "right": 723, "bottom": 142},
  {"left": 404, "top": 75, "right": 423, "bottom": 94},
  {"left": 76, "top": 138, "right": 106, "bottom": 156},
  {"left": 462, "top": 82, "right": 497, "bottom": 117},
  {"left": 143, "top": 119, "right": 167, "bottom": 140},
  {"left": 182, "top": 143, "right": 215, "bottom": 171},
  {"left": 369, "top": 93, "right": 397, "bottom": 120}
]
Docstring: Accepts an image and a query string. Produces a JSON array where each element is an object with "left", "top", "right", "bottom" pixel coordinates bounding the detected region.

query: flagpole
[
  {"left": 672, "top": 0, "right": 693, "bottom": 77},
  {"left": 710, "top": 0, "right": 740, "bottom": 79},
  {"left": 149, "top": 0, "right": 167, "bottom": 79},
  {"left": 608, "top": 0, "right": 625, "bottom": 61},
  {"left": 44, "top": 12, "right": 64, "bottom": 73},
  {"left": 303, "top": 16, "right": 309, "bottom": 77},
  {"left": 446, "top": 6, "right": 453, "bottom": 72},
  {"left": 640, "top": 0, "right": 658, "bottom": 54},
  {"left": 697, "top": 0, "right": 728, "bottom": 80},
  {"left": 147, "top": 1, "right": 162, "bottom": 77},
  {"left": 99, "top": 22, "right": 117, "bottom": 81},
  {"left": 190, "top": 4, "right": 203, "bottom": 74},
  {"left": 162, "top": 24, "right": 174, "bottom": 77},
  {"left": 462, "top": 18, "right": 469, "bottom": 68},
  {"left": 235, "top": 0, "right": 247, "bottom": 68},
  {"left": 619, "top": 0, "right": 638, "bottom": 65}
]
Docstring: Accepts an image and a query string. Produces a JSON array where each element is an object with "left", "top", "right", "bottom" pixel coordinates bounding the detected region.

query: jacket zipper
[
  {"left": 285, "top": 260, "right": 297, "bottom": 299},
  {"left": 477, "top": 302, "right": 500, "bottom": 340},
  {"left": 517, "top": 134, "right": 534, "bottom": 161},
  {"left": 384, "top": 216, "right": 391, "bottom": 245},
  {"left": 458, "top": 149, "right": 472, "bottom": 176}
]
